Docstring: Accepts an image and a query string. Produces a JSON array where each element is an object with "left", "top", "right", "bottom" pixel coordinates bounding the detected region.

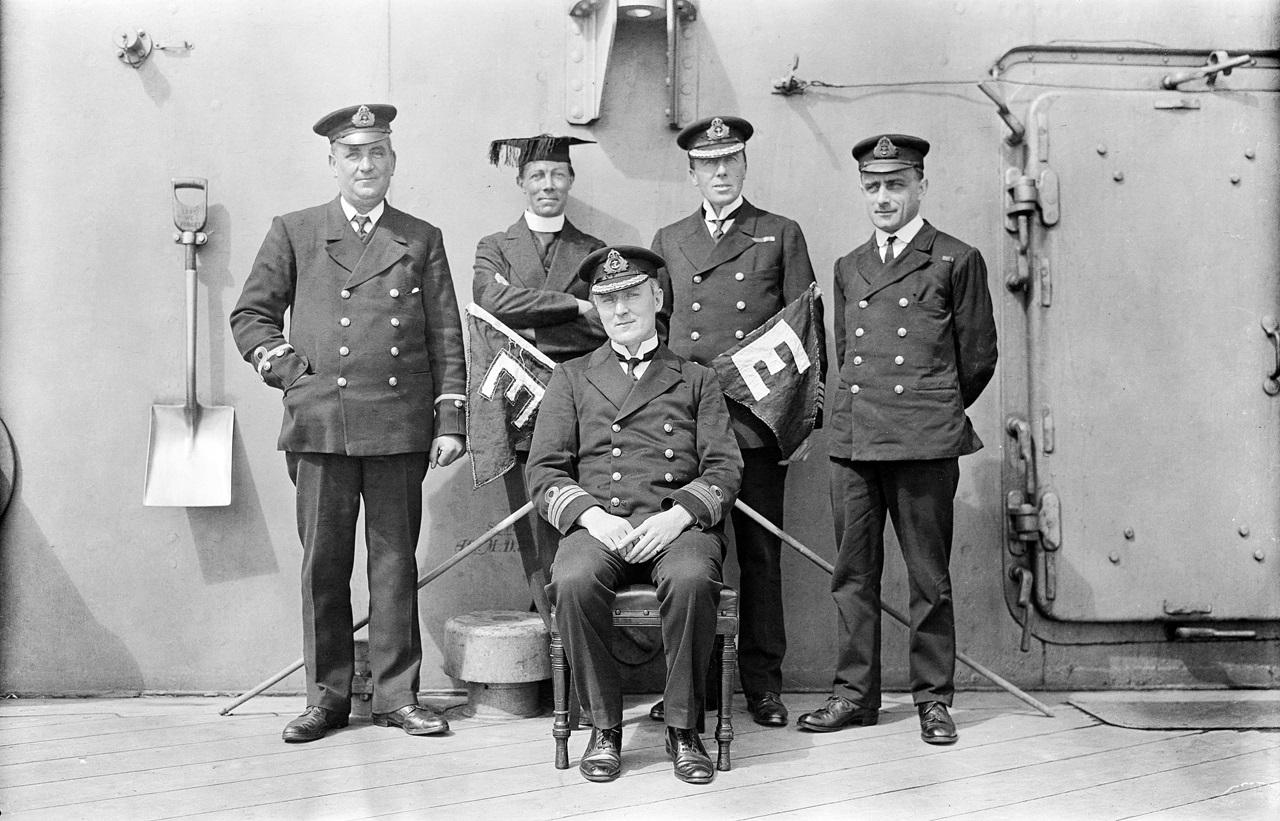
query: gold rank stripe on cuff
[
  {"left": 546, "top": 484, "right": 590, "bottom": 530},
  {"left": 681, "top": 479, "right": 723, "bottom": 523}
]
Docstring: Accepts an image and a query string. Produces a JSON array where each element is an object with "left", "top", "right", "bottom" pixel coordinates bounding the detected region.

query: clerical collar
[
  {"left": 875, "top": 214, "right": 924, "bottom": 248},
  {"left": 524, "top": 211, "right": 565, "bottom": 233},
  {"left": 610, "top": 334, "right": 658, "bottom": 361},
  {"left": 341, "top": 197, "right": 385, "bottom": 226},
  {"left": 703, "top": 195, "right": 743, "bottom": 222}
]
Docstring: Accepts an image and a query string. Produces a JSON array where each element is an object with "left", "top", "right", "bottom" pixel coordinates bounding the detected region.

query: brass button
[
  {"left": 664, "top": 448, "right": 674, "bottom": 459},
  {"left": 612, "top": 447, "right": 622, "bottom": 456},
  {"left": 691, "top": 302, "right": 701, "bottom": 312},
  {"left": 612, "top": 472, "right": 622, "bottom": 481},
  {"left": 854, "top": 328, "right": 864, "bottom": 337},
  {"left": 735, "top": 330, "right": 745, "bottom": 339},
  {"left": 734, "top": 272, "right": 744, "bottom": 281},
  {"left": 390, "top": 347, "right": 400, "bottom": 356},
  {"left": 894, "top": 384, "right": 904, "bottom": 394},
  {"left": 612, "top": 423, "right": 621, "bottom": 432},
  {"left": 899, "top": 297, "right": 909, "bottom": 307},
  {"left": 453, "top": 399, "right": 464, "bottom": 408},
  {"left": 389, "top": 376, "right": 398, "bottom": 387},
  {"left": 853, "top": 356, "right": 863, "bottom": 365},
  {"left": 340, "top": 317, "right": 351, "bottom": 327},
  {"left": 664, "top": 472, "right": 674, "bottom": 482},
  {"left": 340, "top": 289, "right": 351, "bottom": 299},
  {"left": 337, "top": 377, "right": 348, "bottom": 387},
  {"left": 391, "top": 318, "right": 401, "bottom": 327},
  {"left": 897, "top": 327, "right": 907, "bottom": 337},
  {"left": 895, "top": 355, "right": 904, "bottom": 365},
  {"left": 610, "top": 497, "right": 621, "bottom": 507},
  {"left": 663, "top": 423, "right": 673, "bottom": 433},
  {"left": 693, "top": 275, "right": 703, "bottom": 284},
  {"left": 691, "top": 331, "right": 701, "bottom": 341},
  {"left": 858, "top": 300, "right": 868, "bottom": 308},
  {"left": 736, "top": 301, "right": 746, "bottom": 310},
  {"left": 390, "top": 288, "right": 400, "bottom": 298},
  {"left": 850, "top": 385, "right": 860, "bottom": 394},
  {"left": 339, "top": 346, "right": 350, "bottom": 356}
]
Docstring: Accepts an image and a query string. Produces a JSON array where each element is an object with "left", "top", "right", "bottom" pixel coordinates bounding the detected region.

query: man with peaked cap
[
  {"left": 649, "top": 115, "right": 824, "bottom": 729},
  {"left": 231, "top": 103, "right": 468, "bottom": 743},
  {"left": 528, "top": 246, "right": 742, "bottom": 784},
  {"left": 797, "top": 134, "right": 997, "bottom": 745},
  {"left": 473, "top": 134, "right": 607, "bottom": 626}
]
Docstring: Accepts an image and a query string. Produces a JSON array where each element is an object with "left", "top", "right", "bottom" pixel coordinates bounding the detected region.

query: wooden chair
[{"left": 550, "top": 584, "right": 739, "bottom": 772}]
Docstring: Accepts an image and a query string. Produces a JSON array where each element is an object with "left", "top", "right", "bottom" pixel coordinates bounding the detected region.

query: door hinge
[{"left": 1004, "top": 168, "right": 1060, "bottom": 291}]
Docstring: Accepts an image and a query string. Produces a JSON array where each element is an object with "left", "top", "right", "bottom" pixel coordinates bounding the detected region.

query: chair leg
[
  {"left": 551, "top": 631, "right": 571, "bottom": 770},
  {"left": 716, "top": 633, "right": 736, "bottom": 771}
]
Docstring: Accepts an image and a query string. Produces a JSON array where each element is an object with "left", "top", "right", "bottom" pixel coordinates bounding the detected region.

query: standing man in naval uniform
[
  {"left": 649, "top": 116, "right": 823, "bottom": 728},
  {"left": 473, "top": 135, "right": 606, "bottom": 623},
  {"left": 797, "top": 134, "right": 996, "bottom": 745},
  {"left": 231, "top": 104, "right": 468, "bottom": 743},
  {"left": 529, "top": 246, "right": 742, "bottom": 784}
]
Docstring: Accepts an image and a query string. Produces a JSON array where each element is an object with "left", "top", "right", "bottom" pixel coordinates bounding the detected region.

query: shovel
[{"left": 143, "top": 178, "right": 234, "bottom": 507}]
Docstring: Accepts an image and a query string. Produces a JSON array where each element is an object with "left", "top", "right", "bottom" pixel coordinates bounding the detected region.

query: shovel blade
[{"left": 143, "top": 403, "right": 235, "bottom": 507}]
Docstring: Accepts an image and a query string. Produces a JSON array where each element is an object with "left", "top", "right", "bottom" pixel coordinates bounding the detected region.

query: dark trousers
[
  {"left": 731, "top": 447, "right": 788, "bottom": 698},
  {"left": 502, "top": 450, "right": 561, "bottom": 629},
  {"left": 548, "top": 527, "right": 724, "bottom": 730},
  {"left": 287, "top": 451, "right": 428, "bottom": 715},
  {"left": 828, "top": 457, "right": 960, "bottom": 708}
]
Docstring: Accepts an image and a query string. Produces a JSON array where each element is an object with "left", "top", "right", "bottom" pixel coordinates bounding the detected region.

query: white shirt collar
[
  {"left": 523, "top": 210, "right": 566, "bottom": 233},
  {"left": 875, "top": 214, "right": 924, "bottom": 248},
  {"left": 340, "top": 197, "right": 385, "bottom": 226},
  {"left": 610, "top": 334, "right": 659, "bottom": 361},
  {"left": 702, "top": 195, "right": 744, "bottom": 223}
]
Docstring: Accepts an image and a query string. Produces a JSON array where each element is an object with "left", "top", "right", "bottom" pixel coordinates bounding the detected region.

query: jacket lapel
[
  {"left": 696, "top": 200, "right": 758, "bottom": 274},
  {"left": 500, "top": 218, "right": 547, "bottom": 288},
  {"left": 857, "top": 222, "right": 937, "bottom": 300},
  {"left": 584, "top": 345, "right": 633, "bottom": 414},
  {"left": 324, "top": 198, "right": 367, "bottom": 276},
  {"left": 343, "top": 205, "right": 412, "bottom": 288},
  {"left": 544, "top": 219, "right": 592, "bottom": 294},
  {"left": 616, "top": 345, "right": 681, "bottom": 421},
  {"left": 675, "top": 210, "right": 716, "bottom": 271}
]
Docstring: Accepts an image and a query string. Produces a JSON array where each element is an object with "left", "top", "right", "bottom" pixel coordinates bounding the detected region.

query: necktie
[
  {"left": 533, "top": 231, "right": 557, "bottom": 267},
  {"left": 353, "top": 215, "right": 372, "bottom": 242},
  {"left": 883, "top": 235, "right": 898, "bottom": 263},
  {"left": 615, "top": 348, "right": 656, "bottom": 381},
  {"left": 710, "top": 219, "right": 726, "bottom": 242}
]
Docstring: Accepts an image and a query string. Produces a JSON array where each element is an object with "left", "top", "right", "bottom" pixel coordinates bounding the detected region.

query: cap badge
[
  {"left": 707, "top": 117, "right": 729, "bottom": 140},
  {"left": 602, "top": 249, "right": 629, "bottom": 275},
  {"left": 873, "top": 136, "right": 898, "bottom": 159},
  {"left": 352, "top": 105, "right": 375, "bottom": 127}
]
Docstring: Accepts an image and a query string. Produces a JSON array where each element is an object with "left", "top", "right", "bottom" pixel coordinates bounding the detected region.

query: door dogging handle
[{"left": 1262, "top": 315, "right": 1280, "bottom": 396}]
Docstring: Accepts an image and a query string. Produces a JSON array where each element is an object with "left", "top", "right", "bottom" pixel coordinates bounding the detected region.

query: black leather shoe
[
  {"left": 918, "top": 701, "right": 958, "bottom": 745},
  {"left": 579, "top": 726, "right": 622, "bottom": 782},
  {"left": 373, "top": 704, "right": 449, "bottom": 736},
  {"left": 281, "top": 706, "right": 348, "bottom": 743},
  {"left": 747, "top": 692, "right": 788, "bottom": 727},
  {"left": 796, "top": 696, "right": 879, "bottom": 732},
  {"left": 665, "top": 726, "right": 714, "bottom": 784},
  {"left": 648, "top": 700, "right": 665, "bottom": 722}
]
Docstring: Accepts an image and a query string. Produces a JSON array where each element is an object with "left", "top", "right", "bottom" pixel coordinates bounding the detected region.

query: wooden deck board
[{"left": 1, "top": 693, "right": 1275, "bottom": 820}]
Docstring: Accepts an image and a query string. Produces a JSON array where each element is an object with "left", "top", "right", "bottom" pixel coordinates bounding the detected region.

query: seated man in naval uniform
[{"left": 527, "top": 246, "right": 743, "bottom": 784}]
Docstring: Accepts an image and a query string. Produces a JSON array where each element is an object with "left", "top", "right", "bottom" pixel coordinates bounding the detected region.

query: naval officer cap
[
  {"left": 577, "top": 246, "right": 665, "bottom": 295},
  {"left": 677, "top": 115, "right": 754, "bottom": 158},
  {"left": 488, "top": 134, "right": 596, "bottom": 167},
  {"left": 852, "top": 133, "right": 930, "bottom": 172},
  {"left": 313, "top": 104, "right": 396, "bottom": 145}
]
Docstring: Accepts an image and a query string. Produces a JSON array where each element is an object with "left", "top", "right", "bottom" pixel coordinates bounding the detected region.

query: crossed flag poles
[{"left": 221, "top": 290, "right": 1051, "bottom": 718}]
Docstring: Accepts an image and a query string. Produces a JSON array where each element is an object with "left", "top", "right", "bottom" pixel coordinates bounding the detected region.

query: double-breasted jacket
[
  {"left": 230, "top": 197, "right": 467, "bottom": 455},
  {"left": 828, "top": 221, "right": 997, "bottom": 461},
  {"left": 527, "top": 343, "right": 743, "bottom": 535}
]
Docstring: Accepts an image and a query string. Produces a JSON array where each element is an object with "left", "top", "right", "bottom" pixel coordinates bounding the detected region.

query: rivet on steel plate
[
  {"left": 1230, "top": 174, "right": 1241, "bottom": 185},
  {"left": 1096, "top": 144, "right": 1107, "bottom": 156},
  {"left": 1238, "top": 525, "right": 1250, "bottom": 537},
  {"left": 1245, "top": 149, "right": 1256, "bottom": 160},
  {"left": 1254, "top": 550, "right": 1266, "bottom": 562},
  {"left": 1113, "top": 170, "right": 1125, "bottom": 182},
  {"left": 1108, "top": 552, "right": 1121, "bottom": 564},
  {"left": 1123, "top": 528, "right": 1135, "bottom": 540}
]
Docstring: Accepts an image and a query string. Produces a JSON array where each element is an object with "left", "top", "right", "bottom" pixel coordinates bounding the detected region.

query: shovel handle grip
[{"left": 172, "top": 177, "right": 208, "bottom": 232}]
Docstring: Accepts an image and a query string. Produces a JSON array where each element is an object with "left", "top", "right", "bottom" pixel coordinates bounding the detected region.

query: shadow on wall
[
  {"left": 186, "top": 425, "right": 280, "bottom": 585},
  {"left": 0, "top": 494, "right": 145, "bottom": 695}
]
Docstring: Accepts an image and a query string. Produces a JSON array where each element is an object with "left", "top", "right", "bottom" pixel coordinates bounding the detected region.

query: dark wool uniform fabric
[
  {"left": 528, "top": 344, "right": 743, "bottom": 729},
  {"left": 827, "top": 220, "right": 997, "bottom": 708},
  {"left": 651, "top": 200, "right": 824, "bottom": 699},
  {"left": 231, "top": 196, "right": 466, "bottom": 714},
  {"left": 473, "top": 217, "right": 607, "bottom": 625}
]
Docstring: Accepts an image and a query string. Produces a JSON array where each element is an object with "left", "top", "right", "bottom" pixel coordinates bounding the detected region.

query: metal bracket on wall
[{"left": 566, "top": 0, "right": 698, "bottom": 128}]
